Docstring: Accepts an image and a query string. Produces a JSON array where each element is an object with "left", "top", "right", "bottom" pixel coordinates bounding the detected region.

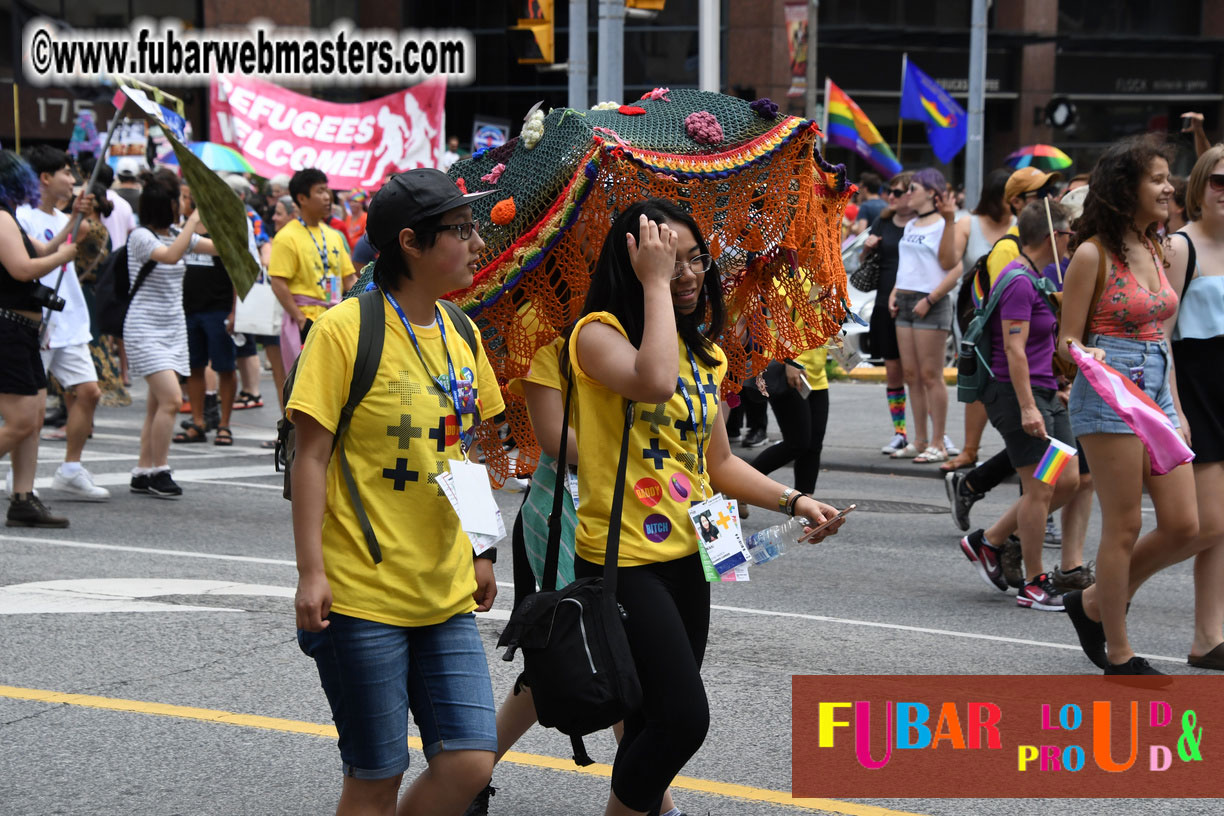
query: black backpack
[
  {"left": 94, "top": 239, "right": 156, "bottom": 338},
  {"left": 497, "top": 382, "right": 643, "bottom": 767},
  {"left": 275, "top": 287, "right": 478, "bottom": 565},
  {"left": 956, "top": 233, "right": 1019, "bottom": 335}
]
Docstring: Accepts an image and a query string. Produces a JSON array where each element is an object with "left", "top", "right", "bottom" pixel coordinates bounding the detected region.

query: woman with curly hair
[
  {"left": 1057, "top": 134, "right": 1199, "bottom": 676},
  {"left": 0, "top": 150, "right": 78, "bottom": 526}
]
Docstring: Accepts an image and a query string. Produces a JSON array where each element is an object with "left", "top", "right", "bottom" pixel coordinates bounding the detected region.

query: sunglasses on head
[{"left": 1208, "top": 173, "right": 1224, "bottom": 192}]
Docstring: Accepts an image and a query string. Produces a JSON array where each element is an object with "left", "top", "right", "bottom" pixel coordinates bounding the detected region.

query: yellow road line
[{"left": 0, "top": 684, "right": 926, "bottom": 816}]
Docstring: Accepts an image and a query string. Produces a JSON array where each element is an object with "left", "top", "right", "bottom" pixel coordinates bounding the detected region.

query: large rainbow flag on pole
[{"left": 823, "top": 78, "right": 902, "bottom": 177}]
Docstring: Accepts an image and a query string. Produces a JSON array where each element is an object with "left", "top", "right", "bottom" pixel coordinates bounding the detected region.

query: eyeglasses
[
  {"left": 671, "top": 254, "right": 713, "bottom": 280},
  {"left": 1055, "top": 229, "right": 1073, "bottom": 237},
  {"left": 1208, "top": 173, "right": 1224, "bottom": 192},
  {"left": 887, "top": 188, "right": 906, "bottom": 197},
  {"left": 433, "top": 221, "right": 479, "bottom": 240}
]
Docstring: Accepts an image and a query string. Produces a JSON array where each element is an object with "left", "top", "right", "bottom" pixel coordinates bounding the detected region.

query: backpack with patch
[
  {"left": 956, "top": 234, "right": 1019, "bottom": 335},
  {"left": 93, "top": 240, "right": 157, "bottom": 338},
  {"left": 275, "top": 287, "right": 478, "bottom": 564},
  {"left": 956, "top": 265, "right": 1059, "bottom": 403}
]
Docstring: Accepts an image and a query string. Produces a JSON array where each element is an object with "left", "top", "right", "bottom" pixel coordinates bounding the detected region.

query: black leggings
[
  {"left": 574, "top": 552, "right": 710, "bottom": 812},
  {"left": 964, "top": 448, "right": 1015, "bottom": 495},
  {"left": 750, "top": 388, "right": 829, "bottom": 493}
]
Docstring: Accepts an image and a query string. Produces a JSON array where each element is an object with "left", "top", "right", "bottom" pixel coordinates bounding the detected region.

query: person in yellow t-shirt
[
  {"left": 288, "top": 169, "right": 502, "bottom": 813},
  {"left": 749, "top": 345, "right": 830, "bottom": 493},
  {"left": 269, "top": 168, "right": 357, "bottom": 372},
  {"left": 570, "top": 199, "right": 846, "bottom": 816}
]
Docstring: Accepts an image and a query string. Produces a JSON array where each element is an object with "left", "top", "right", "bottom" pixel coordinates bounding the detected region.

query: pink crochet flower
[
  {"left": 481, "top": 163, "right": 506, "bottom": 184},
  {"left": 641, "top": 87, "right": 671, "bottom": 102},
  {"left": 685, "top": 111, "right": 723, "bottom": 145}
]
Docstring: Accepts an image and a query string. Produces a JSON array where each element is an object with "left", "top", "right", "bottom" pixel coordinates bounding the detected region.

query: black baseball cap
[{"left": 366, "top": 168, "right": 496, "bottom": 254}]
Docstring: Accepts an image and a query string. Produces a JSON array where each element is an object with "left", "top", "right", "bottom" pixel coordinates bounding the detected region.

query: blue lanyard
[
  {"left": 298, "top": 217, "right": 330, "bottom": 276},
  {"left": 676, "top": 343, "right": 709, "bottom": 486},
  {"left": 383, "top": 289, "right": 476, "bottom": 452}
]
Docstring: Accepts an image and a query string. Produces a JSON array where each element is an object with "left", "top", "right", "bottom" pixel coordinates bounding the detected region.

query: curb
[{"left": 844, "top": 366, "right": 959, "bottom": 385}]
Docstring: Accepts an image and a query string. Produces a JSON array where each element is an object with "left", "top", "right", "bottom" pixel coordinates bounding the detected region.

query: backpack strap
[
  {"left": 1172, "top": 230, "right": 1197, "bottom": 300},
  {"left": 334, "top": 288, "right": 387, "bottom": 564},
  {"left": 1085, "top": 237, "right": 1110, "bottom": 330},
  {"left": 438, "top": 299, "right": 479, "bottom": 358},
  {"left": 541, "top": 378, "right": 575, "bottom": 593},
  {"left": 601, "top": 400, "right": 636, "bottom": 600},
  {"left": 570, "top": 734, "right": 595, "bottom": 768}
]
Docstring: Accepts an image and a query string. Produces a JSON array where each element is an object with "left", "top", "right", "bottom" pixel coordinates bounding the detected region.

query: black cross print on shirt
[
  {"left": 428, "top": 416, "right": 454, "bottom": 453},
  {"left": 701, "top": 373, "right": 719, "bottom": 398},
  {"left": 382, "top": 458, "right": 419, "bottom": 490},
  {"left": 386, "top": 415, "right": 422, "bottom": 450},
  {"left": 639, "top": 403, "right": 671, "bottom": 434},
  {"left": 674, "top": 417, "right": 695, "bottom": 441},
  {"left": 673, "top": 451, "right": 698, "bottom": 473},
  {"left": 388, "top": 372, "right": 451, "bottom": 409},
  {"left": 642, "top": 438, "right": 671, "bottom": 470},
  {"left": 425, "top": 459, "right": 448, "bottom": 497}
]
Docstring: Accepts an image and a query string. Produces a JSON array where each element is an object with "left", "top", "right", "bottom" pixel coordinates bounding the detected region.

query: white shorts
[{"left": 40, "top": 343, "right": 97, "bottom": 388}]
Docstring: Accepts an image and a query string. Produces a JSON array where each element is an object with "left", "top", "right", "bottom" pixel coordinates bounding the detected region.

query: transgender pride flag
[{"left": 1069, "top": 344, "right": 1194, "bottom": 475}]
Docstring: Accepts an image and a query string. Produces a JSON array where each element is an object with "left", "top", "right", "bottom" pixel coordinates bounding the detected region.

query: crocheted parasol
[{"left": 352, "top": 89, "right": 851, "bottom": 483}]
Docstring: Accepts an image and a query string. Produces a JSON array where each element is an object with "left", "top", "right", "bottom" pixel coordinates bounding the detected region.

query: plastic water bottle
[
  {"left": 231, "top": 332, "right": 246, "bottom": 348},
  {"left": 745, "top": 516, "right": 810, "bottom": 565}
]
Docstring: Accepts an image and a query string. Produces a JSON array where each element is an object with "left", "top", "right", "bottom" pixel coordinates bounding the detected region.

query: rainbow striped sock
[{"left": 887, "top": 387, "right": 907, "bottom": 436}]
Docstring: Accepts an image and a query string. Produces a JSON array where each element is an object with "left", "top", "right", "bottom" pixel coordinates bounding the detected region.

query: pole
[
  {"left": 568, "top": 0, "right": 588, "bottom": 109},
  {"left": 821, "top": 76, "right": 831, "bottom": 149},
  {"left": 804, "top": 0, "right": 818, "bottom": 120},
  {"left": 698, "top": 0, "right": 719, "bottom": 92},
  {"left": 1043, "top": 196, "right": 1063, "bottom": 286},
  {"left": 965, "top": 0, "right": 987, "bottom": 210},
  {"left": 896, "top": 53, "right": 907, "bottom": 162},
  {"left": 13, "top": 83, "right": 20, "bottom": 153},
  {"left": 596, "top": 0, "right": 624, "bottom": 104}
]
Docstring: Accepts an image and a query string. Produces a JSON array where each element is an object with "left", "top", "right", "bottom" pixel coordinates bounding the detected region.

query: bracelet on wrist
[
  {"left": 778, "top": 488, "right": 795, "bottom": 513},
  {"left": 786, "top": 492, "right": 806, "bottom": 517}
]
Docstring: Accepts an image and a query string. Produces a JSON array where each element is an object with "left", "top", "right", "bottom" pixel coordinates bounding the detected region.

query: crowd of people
[{"left": 3, "top": 120, "right": 1222, "bottom": 816}]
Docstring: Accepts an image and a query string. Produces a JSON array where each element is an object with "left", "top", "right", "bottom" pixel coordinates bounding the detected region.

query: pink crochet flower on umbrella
[
  {"left": 481, "top": 163, "right": 506, "bottom": 184},
  {"left": 641, "top": 87, "right": 671, "bottom": 102},
  {"left": 685, "top": 111, "right": 723, "bottom": 145}
]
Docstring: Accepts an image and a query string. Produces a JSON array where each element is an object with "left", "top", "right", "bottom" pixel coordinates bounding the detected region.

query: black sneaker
[
  {"left": 1000, "top": 534, "right": 1024, "bottom": 589},
  {"left": 960, "top": 529, "right": 1008, "bottom": 592},
  {"left": 6, "top": 493, "right": 69, "bottom": 528},
  {"left": 462, "top": 782, "right": 496, "bottom": 816},
  {"left": 203, "top": 393, "right": 221, "bottom": 432},
  {"left": 1063, "top": 589, "right": 1108, "bottom": 669},
  {"left": 946, "top": 471, "right": 982, "bottom": 533},
  {"left": 1017, "top": 572, "right": 1065, "bottom": 611},
  {"left": 1104, "top": 656, "right": 1165, "bottom": 676},
  {"left": 130, "top": 473, "right": 151, "bottom": 494},
  {"left": 146, "top": 470, "right": 183, "bottom": 498},
  {"left": 742, "top": 427, "right": 767, "bottom": 448}
]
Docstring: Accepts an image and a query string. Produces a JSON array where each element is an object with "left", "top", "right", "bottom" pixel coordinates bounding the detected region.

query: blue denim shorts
[
  {"left": 1069, "top": 333, "right": 1179, "bottom": 438},
  {"left": 185, "top": 309, "right": 237, "bottom": 372},
  {"left": 297, "top": 612, "right": 497, "bottom": 779}
]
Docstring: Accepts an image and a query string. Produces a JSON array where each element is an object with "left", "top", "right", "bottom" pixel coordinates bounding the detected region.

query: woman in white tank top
[{"left": 887, "top": 168, "right": 963, "bottom": 463}]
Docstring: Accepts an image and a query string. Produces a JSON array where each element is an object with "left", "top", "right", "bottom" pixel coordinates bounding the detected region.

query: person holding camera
[
  {"left": 16, "top": 146, "right": 109, "bottom": 502},
  {"left": 0, "top": 150, "right": 77, "bottom": 526}
]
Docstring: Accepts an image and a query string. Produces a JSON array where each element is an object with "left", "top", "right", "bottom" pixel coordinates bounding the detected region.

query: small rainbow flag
[
  {"left": 1034, "top": 438, "right": 1077, "bottom": 485},
  {"left": 824, "top": 79, "right": 902, "bottom": 177}
]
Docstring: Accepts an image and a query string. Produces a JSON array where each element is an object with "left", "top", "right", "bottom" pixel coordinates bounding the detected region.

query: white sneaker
[
  {"left": 890, "top": 442, "right": 919, "bottom": 459},
  {"left": 944, "top": 436, "right": 961, "bottom": 457},
  {"left": 880, "top": 433, "right": 907, "bottom": 455},
  {"left": 4, "top": 470, "right": 39, "bottom": 498},
  {"left": 51, "top": 465, "right": 110, "bottom": 501}
]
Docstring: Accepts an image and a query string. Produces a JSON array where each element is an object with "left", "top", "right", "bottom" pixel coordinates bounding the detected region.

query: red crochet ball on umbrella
[
  {"left": 491, "top": 197, "right": 516, "bottom": 225},
  {"left": 455, "top": 178, "right": 468, "bottom": 193},
  {"left": 684, "top": 111, "right": 723, "bottom": 145},
  {"left": 618, "top": 105, "right": 647, "bottom": 116}
]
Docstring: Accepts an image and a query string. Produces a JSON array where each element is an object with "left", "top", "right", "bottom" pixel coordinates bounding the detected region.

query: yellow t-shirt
[
  {"left": 507, "top": 337, "right": 566, "bottom": 398},
  {"left": 269, "top": 219, "right": 356, "bottom": 321},
  {"left": 794, "top": 347, "right": 829, "bottom": 391},
  {"left": 986, "top": 225, "right": 1021, "bottom": 286},
  {"left": 286, "top": 295, "right": 505, "bottom": 627},
  {"left": 569, "top": 313, "right": 728, "bottom": 567}
]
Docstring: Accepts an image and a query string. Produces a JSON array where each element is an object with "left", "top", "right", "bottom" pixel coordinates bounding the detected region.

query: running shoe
[
  {"left": 1044, "top": 515, "right": 1062, "bottom": 548},
  {"left": 51, "top": 465, "right": 110, "bottom": 501},
  {"left": 1017, "top": 573, "right": 1065, "bottom": 611},
  {"left": 881, "top": 433, "right": 907, "bottom": 455},
  {"left": 1051, "top": 563, "right": 1095, "bottom": 592},
  {"left": 1000, "top": 535, "right": 1024, "bottom": 589},
  {"left": 146, "top": 470, "right": 183, "bottom": 498},
  {"left": 960, "top": 529, "right": 1008, "bottom": 592},
  {"left": 946, "top": 471, "right": 983, "bottom": 532}
]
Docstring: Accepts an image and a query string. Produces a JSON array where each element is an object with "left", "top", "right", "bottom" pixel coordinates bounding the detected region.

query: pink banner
[{"left": 209, "top": 76, "right": 445, "bottom": 189}]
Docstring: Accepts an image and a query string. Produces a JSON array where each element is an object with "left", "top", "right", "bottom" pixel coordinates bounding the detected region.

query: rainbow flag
[
  {"left": 1034, "top": 438, "right": 1077, "bottom": 485},
  {"left": 824, "top": 79, "right": 902, "bottom": 177},
  {"left": 1069, "top": 344, "right": 1195, "bottom": 475}
]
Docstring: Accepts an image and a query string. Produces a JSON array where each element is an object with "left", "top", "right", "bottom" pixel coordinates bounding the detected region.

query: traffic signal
[{"left": 510, "top": 0, "right": 554, "bottom": 65}]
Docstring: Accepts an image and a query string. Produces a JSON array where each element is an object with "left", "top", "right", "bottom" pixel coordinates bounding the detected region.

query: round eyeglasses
[{"left": 671, "top": 254, "right": 713, "bottom": 280}]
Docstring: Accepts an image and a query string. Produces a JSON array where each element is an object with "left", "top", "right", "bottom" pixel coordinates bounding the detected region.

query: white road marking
[
  {"left": 0, "top": 535, "right": 1182, "bottom": 664},
  {"left": 19, "top": 464, "right": 280, "bottom": 491},
  {"left": 0, "top": 578, "right": 292, "bottom": 614}
]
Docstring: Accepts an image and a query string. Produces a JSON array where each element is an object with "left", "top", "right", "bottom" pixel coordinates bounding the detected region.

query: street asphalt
[{"left": 1, "top": 369, "right": 1218, "bottom": 815}]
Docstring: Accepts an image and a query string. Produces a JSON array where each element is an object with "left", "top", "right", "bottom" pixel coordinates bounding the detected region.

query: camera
[{"left": 31, "top": 283, "right": 65, "bottom": 312}]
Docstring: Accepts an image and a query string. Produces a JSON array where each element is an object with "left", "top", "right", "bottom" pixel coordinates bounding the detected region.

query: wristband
[
  {"left": 924, "top": 294, "right": 934, "bottom": 306},
  {"left": 786, "top": 491, "right": 806, "bottom": 517},
  {"left": 778, "top": 488, "right": 795, "bottom": 513},
  {"left": 474, "top": 547, "right": 497, "bottom": 564}
]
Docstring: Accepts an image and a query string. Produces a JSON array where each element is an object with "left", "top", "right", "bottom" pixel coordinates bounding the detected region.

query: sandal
[
  {"left": 213, "top": 427, "right": 234, "bottom": 447},
  {"left": 173, "top": 422, "right": 208, "bottom": 444},
  {"left": 261, "top": 439, "right": 278, "bottom": 449},
  {"left": 233, "top": 391, "right": 264, "bottom": 410},
  {"left": 913, "top": 446, "right": 948, "bottom": 464},
  {"left": 939, "top": 446, "right": 979, "bottom": 472}
]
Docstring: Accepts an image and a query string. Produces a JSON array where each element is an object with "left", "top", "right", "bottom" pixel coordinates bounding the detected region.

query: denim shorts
[
  {"left": 1068, "top": 333, "right": 1179, "bottom": 438},
  {"left": 297, "top": 612, "right": 497, "bottom": 779},
  {"left": 894, "top": 290, "right": 952, "bottom": 331},
  {"left": 185, "top": 309, "right": 237, "bottom": 372}
]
